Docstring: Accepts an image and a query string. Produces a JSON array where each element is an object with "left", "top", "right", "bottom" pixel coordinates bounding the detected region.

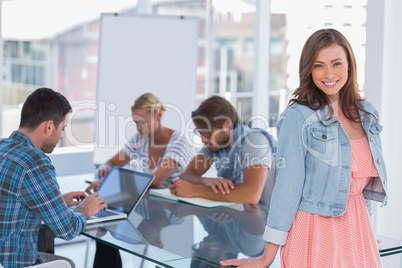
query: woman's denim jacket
[{"left": 263, "top": 101, "right": 387, "bottom": 246}]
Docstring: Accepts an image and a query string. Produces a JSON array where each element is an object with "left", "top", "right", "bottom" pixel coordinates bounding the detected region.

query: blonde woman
[
  {"left": 87, "top": 93, "right": 193, "bottom": 191},
  {"left": 89, "top": 93, "right": 194, "bottom": 268}
]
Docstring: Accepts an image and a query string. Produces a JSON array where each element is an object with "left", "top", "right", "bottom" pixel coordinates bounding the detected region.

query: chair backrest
[{"left": 23, "top": 260, "right": 72, "bottom": 268}]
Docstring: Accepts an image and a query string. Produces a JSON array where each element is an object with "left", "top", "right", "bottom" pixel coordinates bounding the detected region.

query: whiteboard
[{"left": 93, "top": 13, "right": 198, "bottom": 164}]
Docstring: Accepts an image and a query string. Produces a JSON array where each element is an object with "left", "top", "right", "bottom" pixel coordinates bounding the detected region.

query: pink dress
[{"left": 281, "top": 136, "right": 382, "bottom": 267}]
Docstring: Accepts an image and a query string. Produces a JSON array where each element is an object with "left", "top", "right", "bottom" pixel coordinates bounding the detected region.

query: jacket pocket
[{"left": 305, "top": 128, "right": 338, "bottom": 166}]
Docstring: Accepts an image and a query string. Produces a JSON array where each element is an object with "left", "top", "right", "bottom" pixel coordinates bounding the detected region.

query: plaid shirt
[{"left": 0, "top": 131, "right": 86, "bottom": 268}]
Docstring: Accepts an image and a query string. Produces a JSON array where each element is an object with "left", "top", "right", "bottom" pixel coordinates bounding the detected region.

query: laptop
[{"left": 77, "top": 167, "right": 155, "bottom": 224}]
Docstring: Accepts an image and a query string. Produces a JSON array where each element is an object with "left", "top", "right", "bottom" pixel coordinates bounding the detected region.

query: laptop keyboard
[{"left": 95, "top": 209, "right": 119, "bottom": 217}]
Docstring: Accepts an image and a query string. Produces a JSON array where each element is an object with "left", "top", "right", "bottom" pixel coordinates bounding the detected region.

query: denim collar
[
  {"left": 316, "top": 105, "right": 338, "bottom": 126},
  {"left": 213, "top": 125, "right": 277, "bottom": 184},
  {"left": 316, "top": 102, "right": 375, "bottom": 127}
]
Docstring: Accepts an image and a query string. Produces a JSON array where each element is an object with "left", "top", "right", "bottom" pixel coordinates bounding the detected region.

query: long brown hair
[{"left": 289, "top": 28, "right": 372, "bottom": 122}]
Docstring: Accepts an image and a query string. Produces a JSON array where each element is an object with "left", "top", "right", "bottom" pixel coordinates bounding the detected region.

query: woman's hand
[
  {"left": 85, "top": 181, "right": 103, "bottom": 193},
  {"left": 97, "top": 164, "right": 112, "bottom": 178},
  {"left": 220, "top": 242, "right": 279, "bottom": 268},
  {"left": 220, "top": 257, "right": 271, "bottom": 268}
]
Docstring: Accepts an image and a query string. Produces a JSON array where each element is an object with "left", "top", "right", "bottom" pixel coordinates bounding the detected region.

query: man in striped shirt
[{"left": 0, "top": 88, "right": 107, "bottom": 268}]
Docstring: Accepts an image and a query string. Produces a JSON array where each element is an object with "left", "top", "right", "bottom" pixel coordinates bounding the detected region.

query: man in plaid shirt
[{"left": 0, "top": 88, "right": 107, "bottom": 267}]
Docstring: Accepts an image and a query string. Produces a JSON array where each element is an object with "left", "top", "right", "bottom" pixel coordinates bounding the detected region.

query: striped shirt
[
  {"left": 0, "top": 131, "right": 87, "bottom": 268},
  {"left": 123, "top": 130, "right": 194, "bottom": 188}
]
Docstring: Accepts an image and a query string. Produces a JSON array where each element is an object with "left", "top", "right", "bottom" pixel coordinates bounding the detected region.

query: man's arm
[
  {"left": 21, "top": 161, "right": 106, "bottom": 240},
  {"left": 178, "top": 154, "right": 234, "bottom": 193},
  {"left": 171, "top": 165, "right": 268, "bottom": 204},
  {"left": 179, "top": 154, "right": 213, "bottom": 183}
]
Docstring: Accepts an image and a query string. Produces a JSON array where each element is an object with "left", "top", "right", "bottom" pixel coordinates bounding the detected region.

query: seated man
[
  {"left": 169, "top": 96, "right": 276, "bottom": 207},
  {"left": 0, "top": 88, "right": 107, "bottom": 268}
]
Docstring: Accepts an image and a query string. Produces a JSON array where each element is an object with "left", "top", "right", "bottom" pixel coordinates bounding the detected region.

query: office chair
[{"left": 23, "top": 260, "right": 71, "bottom": 268}]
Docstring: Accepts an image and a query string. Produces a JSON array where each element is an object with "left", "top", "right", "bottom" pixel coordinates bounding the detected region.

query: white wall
[
  {"left": 252, "top": 0, "right": 270, "bottom": 128},
  {"left": 366, "top": 0, "right": 402, "bottom": 241},
  {"left": 48, "top": 147, "right": 96, "bottom": 176}
]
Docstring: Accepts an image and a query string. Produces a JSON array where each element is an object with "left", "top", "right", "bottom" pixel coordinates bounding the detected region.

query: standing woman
[
  {"left": 221, "top": 28, "right": 387, "bottom": 267},
  {"left": 88, "top": 92, "right": 193, "bottom": 191}
]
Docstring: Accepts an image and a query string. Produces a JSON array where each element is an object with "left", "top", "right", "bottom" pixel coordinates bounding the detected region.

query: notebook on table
[
  {"left": 72, "top": 167, "right": 154, "bottom": 224},
  {"left": 149, "top": 188, "right": 237, "bottom": 209}
]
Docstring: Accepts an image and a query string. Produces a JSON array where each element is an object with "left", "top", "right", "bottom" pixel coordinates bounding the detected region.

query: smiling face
[{"left": 312, "top": 44, "right": 349, "bottom": 102}]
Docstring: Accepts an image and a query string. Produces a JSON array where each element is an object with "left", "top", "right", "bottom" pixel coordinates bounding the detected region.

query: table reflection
[
  {"left": 83, "top": 192, "right": 270, "bottom": 267},
  {"left": 134, "top": 194, "right": 269, "bottom": 266}
]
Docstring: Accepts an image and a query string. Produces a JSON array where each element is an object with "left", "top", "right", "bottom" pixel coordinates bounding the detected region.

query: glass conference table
[{"left": 58, "top": 174, "right": 402, "bottom": 268}]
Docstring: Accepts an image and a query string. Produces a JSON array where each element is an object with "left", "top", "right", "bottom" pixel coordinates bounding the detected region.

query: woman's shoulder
[
  {"left": 166, "top": 130, "right": 195, "bottom": 159},
  {"left": 169, "top": 130, "right": 191, "bottom": 148},
  {"left": 169, "top": 129, "right": 183, "bottom": 142},
  {"left": 281, "top": 103, "right": 315, "bottom": 120},
  {"left": 124, "top": 132, "right": 148, "bottom": 152},
  {"left": 128, "top": 131, "right": 144, "bottom": 142},
  {"left": 360, "top": 100, "right": 377, "bottom": 113}
]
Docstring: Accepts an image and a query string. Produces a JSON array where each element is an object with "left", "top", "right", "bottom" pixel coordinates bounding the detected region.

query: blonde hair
[{"left": 131, "top": 93, "right": 166, "bottom": 116}]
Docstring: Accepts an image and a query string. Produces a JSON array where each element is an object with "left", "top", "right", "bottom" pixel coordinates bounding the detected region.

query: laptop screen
[{"left": 97, "top": 167, "right": 155, "bottom": 214}]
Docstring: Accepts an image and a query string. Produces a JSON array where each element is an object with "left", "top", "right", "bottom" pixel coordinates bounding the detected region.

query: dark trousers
[{"left": 93, "top": 241, "right": 122, "bottom": 268}]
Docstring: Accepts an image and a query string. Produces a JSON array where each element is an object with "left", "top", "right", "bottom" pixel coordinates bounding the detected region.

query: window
[
  {"left": 1, "top": 1, "right": 137, "bottom": 141},
  {"left": 244, "top": 38, "right": 254, "bottom": 55},
  {"left": 0, "top": 0, "right": 367, "bottom": 143},
  {"left": 271, "top": 39, "right": 282, "bottom": 55}
]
